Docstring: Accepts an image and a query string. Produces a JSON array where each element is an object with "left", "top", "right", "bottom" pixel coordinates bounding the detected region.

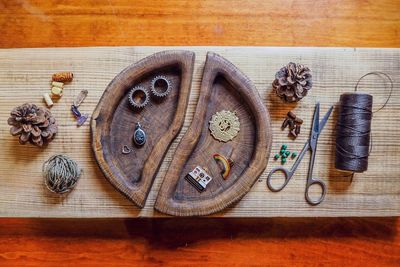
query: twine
[
  {"left": 335, "top": 72, "right": 394, "bottom": 175},
  {"left": 335, "top": 93, "right": 373, "bottom": 173},
  {"left": 42, "top": 154, "right": 81, "bottom": 194}
]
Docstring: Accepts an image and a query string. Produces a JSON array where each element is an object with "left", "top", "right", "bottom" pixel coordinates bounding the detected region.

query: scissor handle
[
  {"left": 305, "top": 178, "right": 326, "bottom": 205},
  {"left": 266, "top": 167, "right": 293, "bottom": 192}
]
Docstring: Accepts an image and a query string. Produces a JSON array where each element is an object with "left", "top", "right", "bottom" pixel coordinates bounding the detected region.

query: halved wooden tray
[
  {"left": 91, "top": 50, "right": 195, "bottom": 208},
  {"left": 155, "top": 52, "right": 272, "bottom": 216}
]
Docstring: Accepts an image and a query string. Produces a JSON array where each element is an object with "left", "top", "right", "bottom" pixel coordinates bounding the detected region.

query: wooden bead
[
  {"left": 51, "top": 86, "right": 63, "bottom": 96},
  {"left": 52, "top": 72, "right": 73, "bottom": 82},
  {"left": 51, "top": 81, "right": 64, "bottom": 88},
  {"left": 43, "top": 93, "right": 53, "bottom": 107}
]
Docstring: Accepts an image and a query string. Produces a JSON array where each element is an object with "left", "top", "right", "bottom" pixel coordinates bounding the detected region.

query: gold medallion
[{"left": 209, "top": 110, "right": 240, "bottom": 142}]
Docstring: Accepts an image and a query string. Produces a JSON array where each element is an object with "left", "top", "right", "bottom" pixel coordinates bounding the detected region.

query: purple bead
[
  {"left": 77, "top": 114, "right": 88, "bottom": 126},
  {"left": 71, "top": 105, "right": 81, "bottom": 118}
]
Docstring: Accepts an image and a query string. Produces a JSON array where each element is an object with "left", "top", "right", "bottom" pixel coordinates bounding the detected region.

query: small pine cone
[
  {"left": 7, "top": 103, "right": 58, "bottom": 147},
  {"left": 272, "top": 62, "right": 312, "bottom": 103}
]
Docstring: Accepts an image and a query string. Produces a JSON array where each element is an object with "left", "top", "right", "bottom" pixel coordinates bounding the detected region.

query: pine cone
[
  {"left": 272, "top": 62, "right": 312, "bottom": 102},
  {"left": 7, "top": 103, "right": 57, "bottom": 147}
]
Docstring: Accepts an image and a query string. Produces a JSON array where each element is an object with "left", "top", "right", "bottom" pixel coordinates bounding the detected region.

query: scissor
[{"left": 267, "top": 103, "right": 334, "bottom": 205}]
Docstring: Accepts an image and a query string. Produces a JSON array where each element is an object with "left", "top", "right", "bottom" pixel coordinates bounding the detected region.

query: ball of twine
[{"left": 42, "top": 154, "right": 81, "bottom": 194}]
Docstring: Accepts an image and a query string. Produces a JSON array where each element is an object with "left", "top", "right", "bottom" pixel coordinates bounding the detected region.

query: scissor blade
[
  {"left": 318, "top": 105, "right": 334, "bottom": 133},
  {"left": 312, "top": 102, "right": 320, "bottom": 134}
]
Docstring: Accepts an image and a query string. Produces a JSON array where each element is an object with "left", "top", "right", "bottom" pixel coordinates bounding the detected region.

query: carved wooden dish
[
  {"left": 155, "top": 52, "right": 272, "bottom": 216},
  {"left": 91, "top": 50, "right": 195, "bottom": 208}
]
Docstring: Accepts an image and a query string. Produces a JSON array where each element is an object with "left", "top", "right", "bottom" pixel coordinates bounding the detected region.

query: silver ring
[
  {"left": 150, "top": 75, "right": 172, "bottom": 98},
  {"left": 128, "top": 86, "right": 149, "bottom": 109}
]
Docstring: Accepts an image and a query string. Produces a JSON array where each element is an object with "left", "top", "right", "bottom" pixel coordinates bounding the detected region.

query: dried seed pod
[
  {"left": 281, "top": 118, "right": 290, "bottom": 129},
  {"left": 272, "top": 62, "right": 312, "bottom": 103},
  {"left": 289, "top": 128, "right": 297, "bottom": 138},
  {"left": 295, "top": 124, "right": 301, "bottom": 135},
  {"left": 52, "top": 72, "right": 73, "bottom": 83},
  {"left": 8, "top": 103, "right": 57, "bottom": 146},
  {"left": 287, "top": 111, "right": 297, "bottom": 119},
  {"left": 288, "top": 119, "right": 295, "bottom": 130},
  {"left": 294, "top": 117, "right": 303, "bottom": 125}
]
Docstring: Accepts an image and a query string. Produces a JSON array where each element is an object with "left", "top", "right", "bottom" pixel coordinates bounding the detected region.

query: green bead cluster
[{"left": 273, "top": 144, "right": 297, "bottom": 164}]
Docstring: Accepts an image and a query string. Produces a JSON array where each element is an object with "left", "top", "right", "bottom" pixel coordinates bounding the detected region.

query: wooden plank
[
  {"left": 0, "top": 46, "right": 399, "bottom": 218},
  {"left": 0, "top": 0, "right": 399, "bottom": 48},
  {"left": 0, "top": 218, "right": 399, "bottom": 266}
]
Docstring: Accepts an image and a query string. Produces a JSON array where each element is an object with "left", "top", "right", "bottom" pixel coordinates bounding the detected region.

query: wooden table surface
[{"left": 0, "top": 0, "right": 399, "bottom": 266}]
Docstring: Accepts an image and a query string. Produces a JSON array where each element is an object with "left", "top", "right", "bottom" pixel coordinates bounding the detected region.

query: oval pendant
[{"left": 133, "top": 122, "right": 146, "bottom": 146}]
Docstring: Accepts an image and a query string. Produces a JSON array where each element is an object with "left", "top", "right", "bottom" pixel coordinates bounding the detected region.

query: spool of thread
[{"left": 335, "top": 92, "right": 373, "bottom": 173}]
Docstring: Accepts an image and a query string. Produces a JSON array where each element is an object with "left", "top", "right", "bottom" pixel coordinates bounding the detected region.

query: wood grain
[
  {"left": 0, "top": 218, "right": 399, "bottom": 266},
  {"left": 0, "top": 46, "right": 399, "bottom": 218},
  {"left": 0, "top": 1, "right": 399, "bottom": 266},
  {"left": 0, "top": 0, "right": 399, "bottom": 48},
  {"left": 155, "top": 52, "right": 272, "bottom": 216},
  {"left": 91, "top": 50, "right": 195, "bottom": 208}
]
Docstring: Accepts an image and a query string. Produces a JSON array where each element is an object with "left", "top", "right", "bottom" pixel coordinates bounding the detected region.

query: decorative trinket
[
  {"left": 45, "top": 73, "right": 71, "bottom": 106},
  {"left": 8, "top": 103, "right": 58, "bottom": 147},
  {"left": 122, "top": 145, "right": 133, "bottom": 154},
  {"left": 43, "top": 93, "right": 54, "bottom": 107},
  {"left": 282, "top": 111, "right": 303, "bottom": 138},
  {"left": 128, "top": 86, "right": 149, "bottom": 109},
  {"left": 73, "top": 89, "right": 88, "bottom": 107},
  {"left": 52, "top": 72, "right": 74, "bottom": 83},
  {"left": 71, "top": 90, "right": 89, "bottom": 126},
  {"left": 272, "top": 62, "right": 312, "bottom": 103},
  {"left": 76, "top": 114, "right": 89, "bottom": 126},
  {"left": 133, "top": 122, "right": 146, "bottom": 146},
  {"left": 274, "top": 144, "right": 297, "bottom": 164},
  {"left": 185, "top": 166, "right": 213, "bottom": 192},
  {"left": 150, "top": 75, "right": 172, "bottom": 98},
  {"left": 209, "top": 110, "right": 240, "bottom": 142},
  {"left": 71, "top": 105, "right": 81, "bottom": 117},
  {"left": 51, "top": 81, "right": 64, "bottom": 88},
  {"left": 213, "top": 153, "right": 234, "bottom": 180},
  {"left": 51, "top": 86, "right": 63, "bottom": 97}
]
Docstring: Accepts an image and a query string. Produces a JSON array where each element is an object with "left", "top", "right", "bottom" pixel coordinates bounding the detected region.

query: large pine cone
[
  {"left": 7, "top": 103, "right": 57, "bottom": 147},
  {"left": 272, "top": 62, "right": 312, "bottom": 102}
]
